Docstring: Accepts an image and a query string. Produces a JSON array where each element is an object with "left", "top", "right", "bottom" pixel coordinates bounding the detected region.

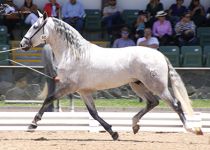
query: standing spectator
[
  {"left": 20, "top": 0, "right": 38, "bottom": 26},
  {"left": 132, "top": 10, "right": 148, "bottom": 41},
  {"left": 43, "top": 0, "right": 61, "bottom": 18},
  {"left": 168, "top": 0, "right": 187, "bottom": 26},
  {"left": 145, "top": 0, "right": 164, "bottom": 27},
  {"left": 42, "top": 44, "right": 59, "bottom": 112},
  {"left": 112, "top": 27, "right": 135, "bottom": 48},
  {"left": 137, "top": 28, "right": 159, "bottom": 49},
  {"left": 102, "top": 0, "right": 124, "bottom": 36},
  {"left": 152, "top": 10, "right": 173, "bottom": 45},
  {"left": 175, "top": 11, "right": 197, "bottom": 46},
  {"left": 188, "top": 0, "right": 206, "bottom": 27},
  {"left": 62, "top": 0, "right": 85, "bottom": 33},
  {"left": 3, "top": 0, "right": 19, "bottom": 40}
]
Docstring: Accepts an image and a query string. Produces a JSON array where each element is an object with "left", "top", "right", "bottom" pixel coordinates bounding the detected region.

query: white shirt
[
  {"left": 137, "top": 37, "right": 159, "bottom": 46},
  {"left": 103, "top": 5, "right": 121, "bottom": 16}
]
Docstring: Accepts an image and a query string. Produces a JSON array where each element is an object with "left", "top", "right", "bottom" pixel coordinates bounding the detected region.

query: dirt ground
[{"left": 0, "top": 131, "right": 209, "bottom": 150}]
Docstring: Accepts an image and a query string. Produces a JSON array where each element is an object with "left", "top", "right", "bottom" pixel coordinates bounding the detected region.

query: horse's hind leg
[
  {"left": 79, "top": 91, "right": 119, "bottom": 140},
  {"left": 28, "top": 83, "right": 75, "bottom": 130},
  {"left": 159, "top": 89, "right": 187, "bottom": 129},
  {"left": 129, "top": 82, "right": 160, "bottom": 134}
]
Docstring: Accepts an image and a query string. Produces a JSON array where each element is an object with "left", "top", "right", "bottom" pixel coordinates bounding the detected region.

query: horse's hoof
[
  {"left": 132, "top": 125, "right": 140, "bottom": 134},
  {"left": 194, "top": 127, "right": 203, "bottom": 135},
  {"left": 27, "top": 123, "right": 37, "bottom": 132},
  {"left": 111, "top": 132, "right": 119, "bottom": 140}
]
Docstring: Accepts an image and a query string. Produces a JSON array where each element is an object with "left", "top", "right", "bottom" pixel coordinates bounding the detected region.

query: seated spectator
[
  {"left": 132, "top": 10, "right": 148, "bottom": 41},
  {"left": 137, "top": 28, "right": 159, "bottom": 49},
  {"left": 102, "top": 0, "right": 124, "bottom": 36},
  {"left": 20, "top": 0, "right": 38, "bottom": 26},
  {"left": 188, "top": 0, "right": 206, "bottom": 27},
  {"left": 168, "top": 0, "right": 187, "bottom": 26},
  {"left": 145, "top": 0, "right": 164, "bottom": 28},
  {"left": 3, "top": 0, "right": 19, "bottom": 40},
  {"left": 43, "top": 0, "right": 61, "bottom": 18},
  {"left": 175, "top": 11, "right": 197, "bottom": 46},
  {"left": 112, "top": 27, "right": 135, "bottom": 48},
  {"left": 152, "top": 11, "right": 173, "bottom": 45},
  {"left": 62, "top": 0, "right": 85, "bottom": 33}
]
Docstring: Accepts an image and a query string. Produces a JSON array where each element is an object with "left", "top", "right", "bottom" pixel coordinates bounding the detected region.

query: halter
[{"left": 23, "top": 19, "right": 48, "bottom": 46}]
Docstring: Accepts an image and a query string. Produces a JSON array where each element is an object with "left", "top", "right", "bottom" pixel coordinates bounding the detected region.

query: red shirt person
[{"left": 44, "top": 0, "right": 60, "bottom": 18}]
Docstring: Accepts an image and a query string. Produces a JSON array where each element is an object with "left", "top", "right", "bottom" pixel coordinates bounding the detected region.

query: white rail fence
[{"left": 0, "top": 112, "right": 209, "bottom": 133}]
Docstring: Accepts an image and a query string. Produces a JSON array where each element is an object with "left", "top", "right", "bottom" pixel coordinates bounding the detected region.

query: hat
[{"left": 155, "top": 10, "right": 167, "bottom": 17}]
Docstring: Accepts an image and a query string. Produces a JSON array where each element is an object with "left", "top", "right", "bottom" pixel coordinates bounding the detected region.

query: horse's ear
[
  {"left": 37, "top": 10, "right": 43, "bottom": 17},
  {"left": 43, "top": 11, "right": 48, "bottom": 20}
]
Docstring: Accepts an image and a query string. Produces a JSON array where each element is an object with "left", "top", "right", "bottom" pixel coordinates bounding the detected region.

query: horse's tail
[
  {"left": 165, "top": 57, "right": 193, "bottom": 117},
  {"left": 37, "top": 82, "right": 48, "bottom": 100}
]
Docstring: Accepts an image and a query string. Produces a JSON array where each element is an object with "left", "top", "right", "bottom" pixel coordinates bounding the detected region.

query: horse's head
[{"left": 20, "top": 11, "right": 49, "bottom": 51}]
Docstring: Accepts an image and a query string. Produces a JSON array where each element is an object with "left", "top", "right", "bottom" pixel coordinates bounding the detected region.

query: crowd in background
[{"left": 1, "top": 0, "right": 210, "bottom": 48}]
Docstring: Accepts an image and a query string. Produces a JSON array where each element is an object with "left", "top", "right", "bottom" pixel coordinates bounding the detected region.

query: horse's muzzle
[{"left": 20, "top": 40, "right": 31, "bottom": 51}]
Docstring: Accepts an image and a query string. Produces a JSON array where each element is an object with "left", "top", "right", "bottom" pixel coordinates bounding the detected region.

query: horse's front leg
[
  {"left": 79, "top": 91, "right": 119, "bottom": 140},
  {"left": 28, "top": 83, "right": 75, "bottom": 130}
]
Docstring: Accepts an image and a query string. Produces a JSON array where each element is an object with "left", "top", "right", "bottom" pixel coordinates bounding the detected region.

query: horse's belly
[{"left": 81, "top": 73, "right": 135, "bottom": 90}]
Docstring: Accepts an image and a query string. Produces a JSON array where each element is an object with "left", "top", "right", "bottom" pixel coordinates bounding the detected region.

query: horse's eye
[{"left": 33, "top": 24, "right": 39, "bottom": 29}]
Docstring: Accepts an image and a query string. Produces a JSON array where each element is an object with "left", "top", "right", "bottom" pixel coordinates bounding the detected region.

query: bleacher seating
[
  {"left": 0, "top": 44, "right": 10, "bottom": 65},
  {"left": 159, "top": 46, "right": 180, "bottom": 67},
  {"left": 85, "top": 9, "right": 101, "bottom": 31},
  {"left": 0, "top": 25, "right": 9, "bottom": 44},
  {"left": 83, "top": 9, "right": 102, "bottom": 41},
  {"left": 181, "top": 46, "right": 202, "bottom": 67},
  {"left": 196, "top": 27, "right": 210, "bottom": 38},
  {"left": 122, "top": 9, "right": 139, "bottom": 27}
]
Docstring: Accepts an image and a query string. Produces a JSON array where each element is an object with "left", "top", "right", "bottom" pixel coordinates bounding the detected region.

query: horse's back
[{"left": 90, "top": 45, "right": 166, "bottom": 68}]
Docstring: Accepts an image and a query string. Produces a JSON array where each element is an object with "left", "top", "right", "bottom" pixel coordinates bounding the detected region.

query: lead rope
[{"left": 6, "top": 59, "right": 53, "bottom": 79}]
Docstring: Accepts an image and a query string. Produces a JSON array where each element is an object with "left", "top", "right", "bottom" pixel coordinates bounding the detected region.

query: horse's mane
[{"left": 52, "top": 18, "right": 89, "bottom": 59}]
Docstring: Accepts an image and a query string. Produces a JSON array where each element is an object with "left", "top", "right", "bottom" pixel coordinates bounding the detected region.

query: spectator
[
  {"left": 152, "top": 10, "right": 173, "bottom": 45},
  {"left": 102, "top": 0, "right": 124, "bottom": 36},
  {"left": 132, "top": 10, "right": 148, "bottom": 41},
  {"left": 168, "top": 0, "right": 187, "bottom": 26},
  {"left": 43, "top": 0, "right": 61, "bottom": 18},
  {"left": 145, "top": 0, "right": 164, "bottom": 27},
  {"left": 112, "top": 27, "right": 135, "bottom": 48},
  {"left": 188, "top": 0, "right": 206, "bottom": 27},
  {"left": 62, "top": 0, "right": 85, "bottom": 33},
  {"left": 3, "top": 0, "right": 19, "bottom": 40},
  {"left": 20, "top": 0, "right": 38, "bottom": 26},
  {"left": 42, "top": 44, "right": 60, "bottom": 112},
  {"left": 137, "top": 28, "right": 159, "bottom": 49},
  {"left": 175, "top": 11, "right": 197, "bottom": 46}
]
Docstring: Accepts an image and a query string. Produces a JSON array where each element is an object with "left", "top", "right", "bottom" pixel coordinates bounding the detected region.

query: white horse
[{"left": 20, "top": 12, "right": 203, "bottom": 140}]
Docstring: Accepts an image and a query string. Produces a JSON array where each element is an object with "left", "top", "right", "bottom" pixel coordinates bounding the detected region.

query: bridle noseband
[{"left": 23, "top": 19, "right": 48, "bottom": 46}]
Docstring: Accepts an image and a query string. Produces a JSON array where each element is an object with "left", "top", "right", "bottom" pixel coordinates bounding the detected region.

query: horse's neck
[
  {"left": 48, "top": 33, "right": 66, "bottom": 62},
  {"left": 47, "top": 21, "right": 90, "bottom": 63}
]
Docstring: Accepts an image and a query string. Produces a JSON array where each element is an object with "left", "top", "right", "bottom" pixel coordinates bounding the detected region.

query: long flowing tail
[{"left": 165, "top": 57, "right": 193, "bottom": 117}]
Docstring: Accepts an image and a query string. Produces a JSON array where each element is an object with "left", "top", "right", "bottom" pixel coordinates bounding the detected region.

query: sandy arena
[{"left": 0, "top": 131, "right": 210, "bottom": 150}]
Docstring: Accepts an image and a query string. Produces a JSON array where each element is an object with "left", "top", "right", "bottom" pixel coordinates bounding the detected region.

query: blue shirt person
[
  {"left": 62, "top": 0, "right": 85, "bottom": 33},
  {"left": 112, "top": 27, "right": 135, "bottom": 48}
]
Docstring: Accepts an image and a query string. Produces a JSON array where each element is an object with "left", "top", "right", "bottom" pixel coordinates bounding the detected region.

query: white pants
[{"left": 25, "top": 13, "right": 38, "bottom": 25}]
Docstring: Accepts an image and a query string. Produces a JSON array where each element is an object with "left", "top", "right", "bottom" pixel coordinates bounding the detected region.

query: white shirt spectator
[{"left": 137, "top": 37, "right": 159, "bottom": 47}]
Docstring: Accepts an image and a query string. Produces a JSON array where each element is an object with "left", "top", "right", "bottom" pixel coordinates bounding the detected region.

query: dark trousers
[
  {"left": 45, "top": 78, "right": 56, "bottom": 112},
  {"left": 63, "top": 17, "right": 84, "bottom": 33},
  {"left": 102, "top": 12, "right": 124, "bottom": 34}
]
